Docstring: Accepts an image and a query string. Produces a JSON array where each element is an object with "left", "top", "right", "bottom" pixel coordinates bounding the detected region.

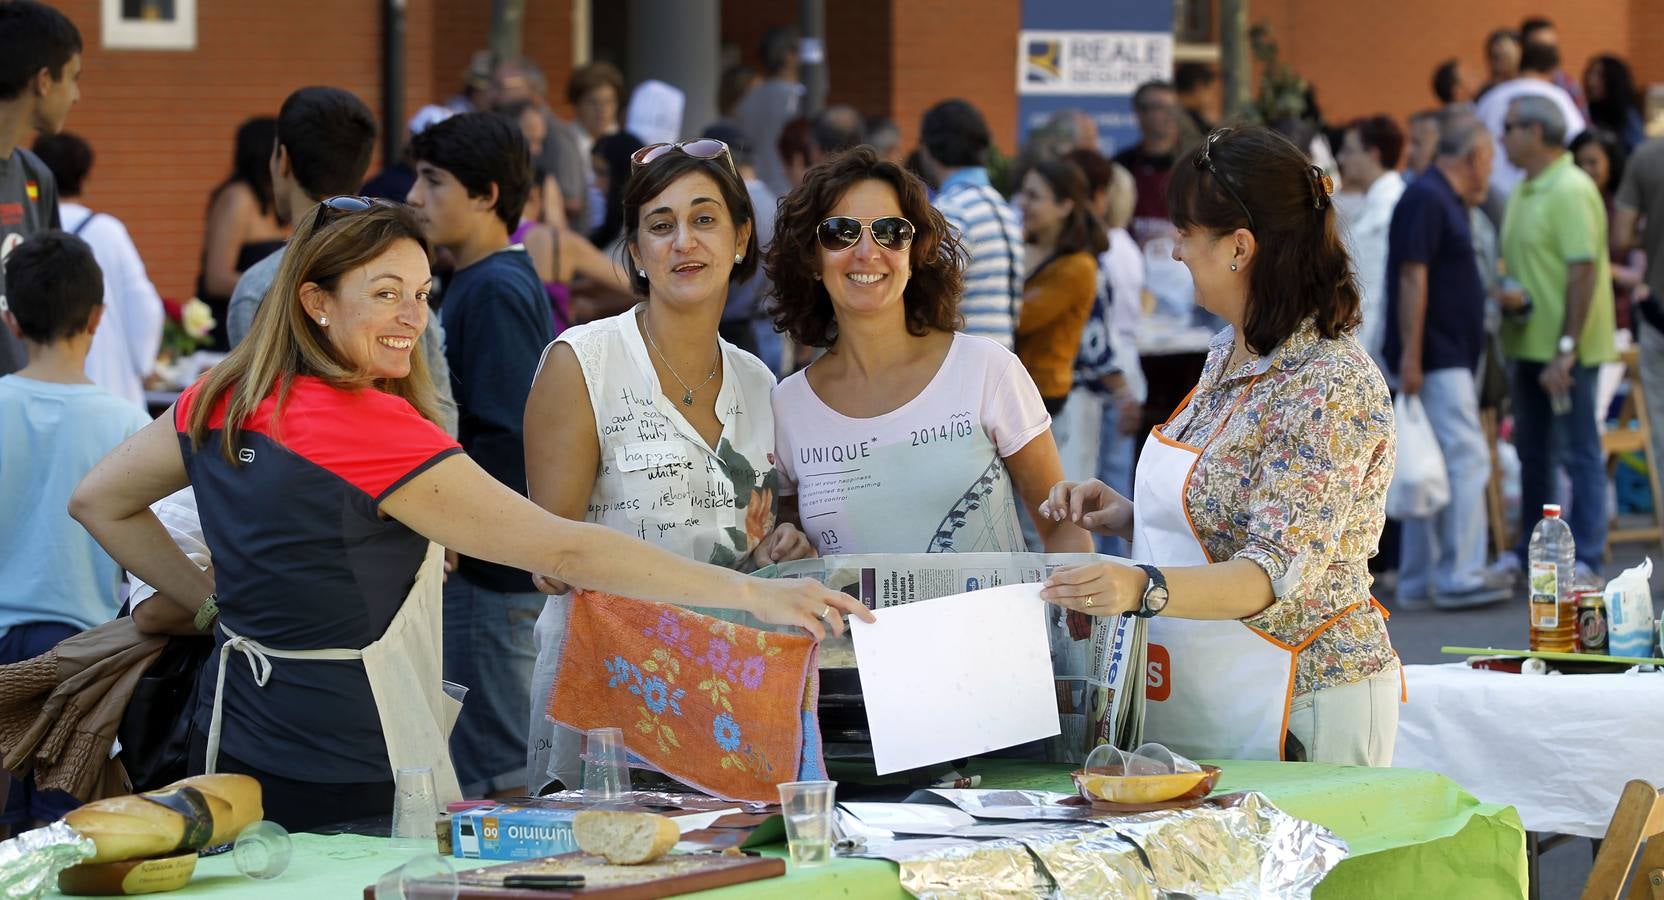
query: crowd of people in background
[{"left": 0, "top": 0, "right": 1659, "bottom": 830}]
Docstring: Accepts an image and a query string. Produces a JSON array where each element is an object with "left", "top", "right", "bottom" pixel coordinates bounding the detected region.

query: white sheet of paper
[
  {"left": 671, "top": 807, "right": 742, "bottom": 834},
  {"left": 838, "top": 802, "right": 977, "bottom": 832},
  {"left": 850, "top": 583, "right": 1060, "bottom": 775}
]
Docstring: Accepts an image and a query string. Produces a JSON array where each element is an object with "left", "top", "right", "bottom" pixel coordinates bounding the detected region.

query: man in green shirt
[{"left": 1497, "top": 94, "right": 1614, "bottom": 586}]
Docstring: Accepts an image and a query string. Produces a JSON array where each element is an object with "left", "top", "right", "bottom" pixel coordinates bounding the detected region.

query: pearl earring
[
  {"left": 319, "top": 315, "right": 328, "bottom": 326},
  {"left": 734, "top": 253, "right": 743, "bottom": 264},
  {"left": 1230, "top": 264, "right": 1238, "bottom": 272},
  {"left": 637, "top": 268, "right": 646, "bottom": 278}
]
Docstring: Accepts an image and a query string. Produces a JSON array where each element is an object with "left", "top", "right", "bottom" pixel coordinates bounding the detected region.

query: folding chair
[
  {"left": 1602, "top": 347, "right": 1664, "bottom": 561},
  {"left": 1581, "top": 779, "right": 1664, "bottom": 899}
]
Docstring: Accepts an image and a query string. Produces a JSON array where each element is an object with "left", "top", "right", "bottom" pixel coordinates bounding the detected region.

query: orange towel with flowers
[{"left": 550, "top": 591, "right": 825, "bottom": 803}]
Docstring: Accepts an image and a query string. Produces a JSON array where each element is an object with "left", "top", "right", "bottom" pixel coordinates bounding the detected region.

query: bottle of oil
[{"left": 1527, "top": 504, "right": 1578, "bottom": 652}]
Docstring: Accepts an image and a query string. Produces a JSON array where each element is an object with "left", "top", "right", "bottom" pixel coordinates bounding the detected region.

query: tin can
[{"left": 1576, "top": 592, "right": 1608, "bottom": 654}]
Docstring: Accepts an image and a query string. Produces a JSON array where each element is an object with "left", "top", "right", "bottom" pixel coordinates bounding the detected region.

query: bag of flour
[{"left": 1603, "top": 558, "right": 1655, "bottom": 658}]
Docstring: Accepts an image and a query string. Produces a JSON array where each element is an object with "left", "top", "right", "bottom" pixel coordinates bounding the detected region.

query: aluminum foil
[
  {"left": 853, "top": 788, "right": 1348, "bottom": 899},
  {"left": 1020, "top": 826, "right": 1159, "bottom": 900},
  {"left": 1114, "top": 791, "right": 1347, "bottom": 899},
  {"left": 0, "top": 823, "right": 95, "bottom": 900},
  {"left": 853, "top": 836, "right": 1053, "bottom": 899}
]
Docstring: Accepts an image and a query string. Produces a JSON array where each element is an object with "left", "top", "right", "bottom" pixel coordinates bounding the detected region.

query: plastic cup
[
  {"left": 391, "top": 766, "right": 441, "bottom": 851},
  {"left": 373, "top": 852, "right": 458, "bottom": 900},
  {"left": 581, "top": 727, "right": 630, "bottom": 802},
  {"left": 232, "top": 820, "right": 292, "bottom": 879},
  {"left": 776, "top": 780, "right": 836, "bottom": 867}
]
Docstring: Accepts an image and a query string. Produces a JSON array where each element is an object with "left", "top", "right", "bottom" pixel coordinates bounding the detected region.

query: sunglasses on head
[
  {"left": 630, "top": 139, "right": 739, "bottom": 179},
  {"left": 314, "top": 195, "right": 397, "bottom": 230},
  {"left": 1194, "top": 129, "right": 1255, "bottom": 232},
  {"left": 817, "top": 215, "right": 915, "bottom": 253}
]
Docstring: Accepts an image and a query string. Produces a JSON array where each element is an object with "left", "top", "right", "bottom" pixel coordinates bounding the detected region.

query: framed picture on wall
[{"left": 102, "top": 0, "right": 197, "bottom": 51}]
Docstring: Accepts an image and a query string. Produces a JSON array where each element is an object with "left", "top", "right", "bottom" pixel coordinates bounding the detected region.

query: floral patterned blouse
[{"left": 1165, "top": 317, "right": 1398, "bottom": 695}]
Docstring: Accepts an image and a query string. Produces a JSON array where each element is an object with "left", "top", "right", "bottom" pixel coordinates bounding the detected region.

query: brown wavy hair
[
  {"left": 765, "top": 146, "right": 966, "bottom": 348},
  {"left": 1167, "top": 126, "right": 1361, "bottom": 355}
]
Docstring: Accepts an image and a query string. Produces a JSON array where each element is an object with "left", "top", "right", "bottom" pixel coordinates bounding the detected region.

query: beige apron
[
  {"left": 203, "top": 542, "right": 465, "bottom": 804},
  {"left": 1132, "top": 378, "right": 1354, "bottom": 761}
]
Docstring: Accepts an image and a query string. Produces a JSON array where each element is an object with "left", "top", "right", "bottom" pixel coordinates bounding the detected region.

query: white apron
[
  {"left": 203, "top": 542, "right": 467, "bottom": 805},
  {"left": 1133, "top": 378, "right": 1309, "bottom": 761}
]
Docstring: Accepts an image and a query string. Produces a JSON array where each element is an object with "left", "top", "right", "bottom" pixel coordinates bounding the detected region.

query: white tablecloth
[{"left": 1393, "top": 663, "right": 1664, "bottom": 837}]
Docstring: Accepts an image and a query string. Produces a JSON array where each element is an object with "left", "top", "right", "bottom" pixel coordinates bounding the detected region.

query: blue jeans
[
  {"left": 1095, "top": 393, "right": 1135, "bottom": 557},
  {"left": 1398, "top": 369, "right": 1492, "bottom": 596},
  {"left": 1511, "top": 360, "right": 1607, "bottom": 568},
  {"left": 1, "top": 622, "right": 81, "bottom": 825},
  {"left": 443, "top": 575, "right": 543, "bottom": 797}
]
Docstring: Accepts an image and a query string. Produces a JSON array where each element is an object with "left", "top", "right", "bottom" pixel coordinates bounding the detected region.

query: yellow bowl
[{"left": 1071, "top": 764, "right": 1222, "bottom": 805}]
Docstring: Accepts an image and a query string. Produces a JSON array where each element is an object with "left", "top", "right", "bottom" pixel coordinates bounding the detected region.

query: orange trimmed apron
[{"left": 1133, "top": 377, "right": 1352, "bottom": 761}]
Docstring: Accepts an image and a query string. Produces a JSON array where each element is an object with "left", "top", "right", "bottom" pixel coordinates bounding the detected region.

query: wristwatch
[
  {"left": 1132, "top": 565, "right": 1169, "bottom": 618},
  {"left": 1557, "top": 335, "right": 1576, "bottom": 357}
]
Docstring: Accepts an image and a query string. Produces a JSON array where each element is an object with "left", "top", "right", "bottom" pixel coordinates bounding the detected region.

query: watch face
[{"left": 1147, "top": 586, "right": 1169, "bottom": 612}]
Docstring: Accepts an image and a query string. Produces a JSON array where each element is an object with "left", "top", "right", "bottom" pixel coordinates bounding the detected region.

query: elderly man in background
[
  {"left": 1494, "top": 95, "right": 1615, "bottom": 588},
  {"left": 1384, "top": 110, "right": 1509, "bottom": 608},
  {"left": 1477, "top": 40, "right": 1585, "bottom": 198}
]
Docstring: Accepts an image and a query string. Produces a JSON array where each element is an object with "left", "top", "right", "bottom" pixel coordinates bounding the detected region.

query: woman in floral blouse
[{"left": 1039, "top": 126, "right": 1400, "bottom": 766}]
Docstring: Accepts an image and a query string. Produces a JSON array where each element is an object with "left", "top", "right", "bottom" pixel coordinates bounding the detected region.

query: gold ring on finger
[{"left": 1083, "top": 595, "right": 1095, "bottom": 608}]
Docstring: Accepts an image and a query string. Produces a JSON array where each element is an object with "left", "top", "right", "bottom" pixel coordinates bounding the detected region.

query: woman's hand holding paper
[
  {"left": 1039, "top": 561, "right": 1145, "bottom": 617},
  {"left": 745, "top": 577, "right": 876, "bottom": 641}
]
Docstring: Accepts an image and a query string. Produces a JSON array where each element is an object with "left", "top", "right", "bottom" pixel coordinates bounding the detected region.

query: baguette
[
  {"left": 572, "top": 811, "right": 679, "bottom": 865},
  {"left": 58, "top": 852, "right": 197, "bottom": 896},
  {"left": 62, "top": 774, "right": 263, "bottom": 864}
]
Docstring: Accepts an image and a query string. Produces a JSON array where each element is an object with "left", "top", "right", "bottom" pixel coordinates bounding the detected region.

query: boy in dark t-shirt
[
  {"left": 0, "top": 2, "right": 82, "bottom": 375},
  {"left": 406, "top": 112, "right": 553, "bottom": 799}
]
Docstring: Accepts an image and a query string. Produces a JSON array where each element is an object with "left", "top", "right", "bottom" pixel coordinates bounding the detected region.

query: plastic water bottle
[{"left": 1527, "top": 504, "right": 1578, "bottom": 652}]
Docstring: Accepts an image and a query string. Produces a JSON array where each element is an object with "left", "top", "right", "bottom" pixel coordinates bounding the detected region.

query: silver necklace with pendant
[{"left": 642, "top": 312, "right": 719, "bottom": 406}]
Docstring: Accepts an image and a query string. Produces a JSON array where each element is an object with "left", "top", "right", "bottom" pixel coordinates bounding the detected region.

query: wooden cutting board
[{"left": 362, "top": 852, "right": 785, "bottom": 899}]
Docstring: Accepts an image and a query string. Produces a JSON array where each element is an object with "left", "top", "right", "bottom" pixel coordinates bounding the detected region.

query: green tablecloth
[{"left": 46, "top": 761, "right": 1526, "bottom": 899}]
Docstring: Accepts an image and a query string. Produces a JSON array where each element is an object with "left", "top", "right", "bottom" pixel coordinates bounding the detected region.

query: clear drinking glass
[
  {"left": 776, "top": 780, "right": 837, "bottom": 867},
  {"left": 232, "top": 820, "right": 292, "bottom": 880},
  {"left": 391, "top": 766, "right": 441, "bottom": 851},
  {"left": 373, "top": 852, "right": 458, "bottom": 900},
  {"left": 581, "top": 727, "right": 631, "bottom": 802}
]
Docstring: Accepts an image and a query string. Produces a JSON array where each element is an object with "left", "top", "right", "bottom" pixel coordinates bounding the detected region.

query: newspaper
[{"left": 757, "top": 552, "right": 1147, "bottom": 762}]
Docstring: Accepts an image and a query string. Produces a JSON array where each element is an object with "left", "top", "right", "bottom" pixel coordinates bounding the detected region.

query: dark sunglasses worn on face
[
  {"left": 630, "top": 139, "right": 739, "bottom": 179},
  {"left": 1194, "top": 129, "right": 1256, "bottom": 232},
  {"left": 817, "top": 215, "right": 916, "bottom": 253}
]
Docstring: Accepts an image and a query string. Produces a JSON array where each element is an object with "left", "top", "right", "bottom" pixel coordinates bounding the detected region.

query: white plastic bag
[{"left": 1385, "top": 394, "right": 1451, "bottom": 519}]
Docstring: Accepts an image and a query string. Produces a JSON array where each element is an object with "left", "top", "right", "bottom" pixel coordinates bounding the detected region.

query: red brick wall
[
  {"left": 54, "top": 0, "right": 398, "bottom": 300},
  {"left": 430, "top": 0, "right": 575, "bottom": 118},
  {"left": 889, "top": 0, "right": 1020, "bottom": 156},
  {"left": 1255, "top": 0, "right": 1636, "bottom": 128},
  {"left": 47, "top": 1, "right": 571, "bottom": 302},
  {"left": 720, "top": 0, "right": 797, "bottom": 75},
  {"left": 720, "top": 0, "right": 1019, "bottom": 156},
  {"left": 824, "top": 0, "right": 893, "bottom": 127}
]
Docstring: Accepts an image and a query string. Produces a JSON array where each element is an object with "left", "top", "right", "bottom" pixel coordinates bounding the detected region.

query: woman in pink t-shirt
[{"left": 764, "top": 147, "right": 1091, "bottom": 558}]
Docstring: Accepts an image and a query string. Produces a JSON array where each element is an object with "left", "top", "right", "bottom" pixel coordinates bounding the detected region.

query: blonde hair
[{"left": 187, "top": 201, "right": 439, "bottom": 463}]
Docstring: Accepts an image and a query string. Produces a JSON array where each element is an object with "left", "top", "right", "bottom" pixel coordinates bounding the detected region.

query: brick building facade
[{"left": 46, "top": 0, "right": 1658, "bottom": 300}]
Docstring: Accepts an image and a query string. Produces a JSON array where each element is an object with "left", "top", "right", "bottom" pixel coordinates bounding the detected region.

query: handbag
[{"left": 116, "top": 634, "right": 211, "bottom": 791}]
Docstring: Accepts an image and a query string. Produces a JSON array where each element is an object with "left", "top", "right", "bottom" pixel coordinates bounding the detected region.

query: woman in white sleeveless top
[{"left": 523, "top": 140, "right": 817, "bottom": 792}]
